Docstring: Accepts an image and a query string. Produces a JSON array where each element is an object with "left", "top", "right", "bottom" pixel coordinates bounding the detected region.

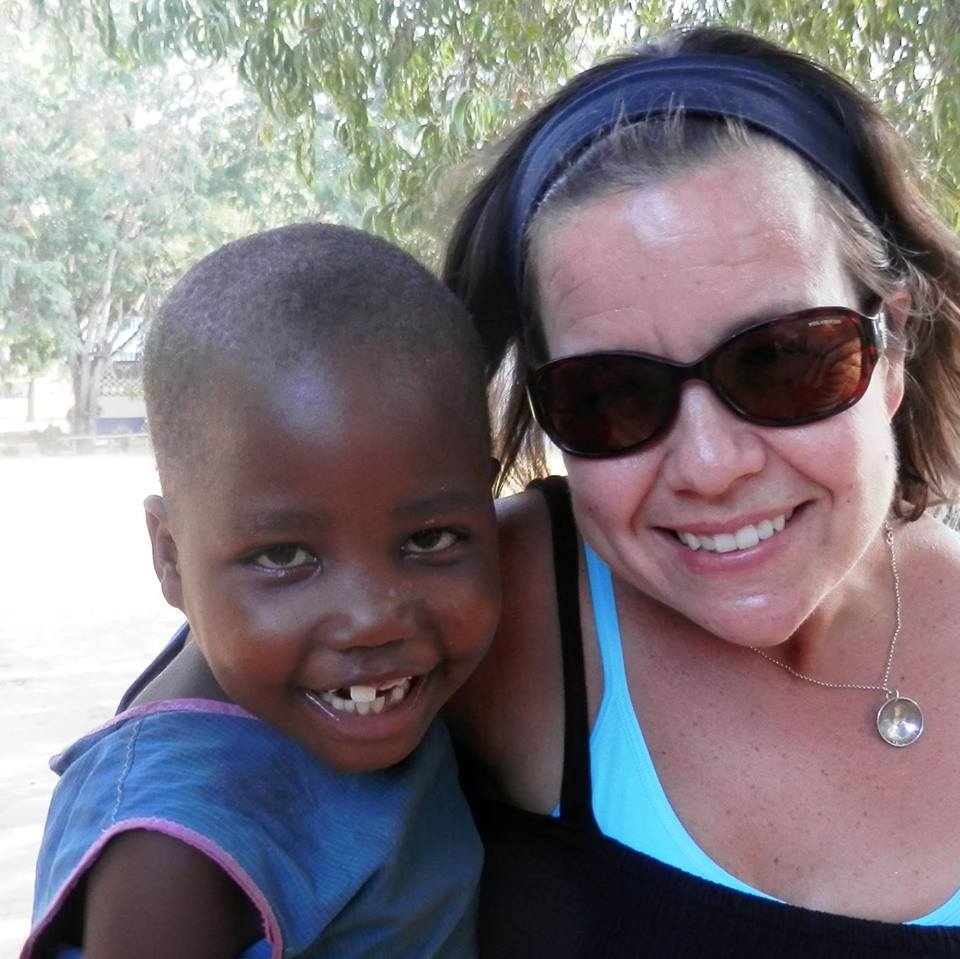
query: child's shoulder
[
  {"left": 53, "top": 700, "right": 459, "bottom": 836},
  {"left": 28, "top": 707, "right": 481, "bottom": 958}
]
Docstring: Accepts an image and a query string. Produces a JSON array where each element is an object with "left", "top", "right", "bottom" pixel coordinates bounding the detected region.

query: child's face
[{"left": 148, "top": 349, "right": 499, "bottom": 771}]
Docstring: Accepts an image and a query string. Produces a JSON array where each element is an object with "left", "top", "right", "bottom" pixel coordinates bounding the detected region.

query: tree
[
  {"left": 29, "top": 0, "right": 960, "bottom": 260},
  {"left": 0, "top": 18, "right": 364, "bottom": 433}
]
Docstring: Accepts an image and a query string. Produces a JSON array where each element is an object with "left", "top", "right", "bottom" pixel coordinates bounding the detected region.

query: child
[{"left": 22, "top": 224, "right": 500, "bottom": 959}]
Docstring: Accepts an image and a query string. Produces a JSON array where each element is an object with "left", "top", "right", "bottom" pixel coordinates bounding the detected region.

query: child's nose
[{"left": 320, "top": 573, "right": 417, "bottom": 651}]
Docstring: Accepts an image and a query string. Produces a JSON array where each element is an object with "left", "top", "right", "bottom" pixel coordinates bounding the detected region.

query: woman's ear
[
  {"left": 144, "top": 495, "right": 185, "bottom": 611},
  {"left": 881, "top": 289, "right": 911, "bottom": 418}
]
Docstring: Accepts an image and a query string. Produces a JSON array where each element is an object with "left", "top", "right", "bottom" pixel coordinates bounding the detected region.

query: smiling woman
[
  {"left": 443, "top": 24, "right": 960, "bottom": 958},
  {"left": 534, "top": 147, "right": 900, "bottom": 650}
]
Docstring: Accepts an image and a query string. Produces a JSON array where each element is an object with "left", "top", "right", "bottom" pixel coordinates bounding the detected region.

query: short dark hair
[
  {"left": 145, "top": 223, "right": 487, "bottom": 491},
  {"left": 444, "top": 26, "right": 960, "bottom": 516}
]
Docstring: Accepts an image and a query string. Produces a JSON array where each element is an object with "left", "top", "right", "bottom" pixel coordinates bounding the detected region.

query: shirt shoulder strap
[{"left": 530, "top": 476, "right": 599, "bottom": 831}]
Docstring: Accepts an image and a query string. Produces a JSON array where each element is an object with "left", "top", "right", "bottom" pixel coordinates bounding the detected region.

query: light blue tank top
[{"left": 583, "top": 543, "right": 960, "bottom": 926}]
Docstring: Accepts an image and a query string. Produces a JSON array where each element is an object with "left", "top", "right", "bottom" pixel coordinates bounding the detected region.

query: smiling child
[{"left": 23, "top": 224, "right": 500, "bottom": 959}]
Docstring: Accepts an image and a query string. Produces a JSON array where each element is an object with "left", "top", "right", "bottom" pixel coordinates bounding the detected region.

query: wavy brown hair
[{"left": 443, "top": 26, "right": 960, "bottom": 518}]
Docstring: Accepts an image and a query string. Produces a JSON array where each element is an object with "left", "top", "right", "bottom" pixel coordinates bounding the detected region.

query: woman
[{"left": 444, "top": 25, "right": 960, "bottom": 957}]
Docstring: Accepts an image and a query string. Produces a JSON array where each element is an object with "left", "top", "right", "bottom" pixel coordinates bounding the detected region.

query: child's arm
[{"left": 80, "top": 829, "right": 263, "bottom": 959}]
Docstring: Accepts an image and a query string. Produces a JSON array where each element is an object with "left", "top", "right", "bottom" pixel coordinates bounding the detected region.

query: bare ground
[{"left": 0, "top": 452, "right": 183, "bottom": 956}]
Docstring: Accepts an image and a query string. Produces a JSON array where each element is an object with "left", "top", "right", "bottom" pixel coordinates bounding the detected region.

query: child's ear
[{"left": 144, "top": 495, "right": 185, "bottom": 611}]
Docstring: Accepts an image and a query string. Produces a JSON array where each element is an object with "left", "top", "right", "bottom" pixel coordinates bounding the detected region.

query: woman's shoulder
[
  {"left": 447, "top": 482, "right": 568, "bottom": 811},
  {"left": 893, "top": 511, "right": 960, "bottom": 752},
  {"left": 899, "top": 511, "right": 960, "bottom": 637},
  {"left": 902, "top": 510, "right": 960, "bottom": 591},
  {"left": 496, "top": 482, "right": 556, "bottom": 572}
]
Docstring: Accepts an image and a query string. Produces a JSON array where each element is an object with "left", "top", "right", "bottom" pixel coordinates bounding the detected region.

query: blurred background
[{"left": 2, "top": 0, "right": 958, "bottom": 953}]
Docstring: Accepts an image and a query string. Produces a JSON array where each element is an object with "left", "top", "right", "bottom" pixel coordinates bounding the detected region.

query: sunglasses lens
[
  {"left": 533, "top": 354, "right": 675, "bottom": 455},
  {"left": 713, "top": 311, "right": 869, "bottom": 422},
  {"left": 531, "top": 309, "right": 875, "bottom": 458}
]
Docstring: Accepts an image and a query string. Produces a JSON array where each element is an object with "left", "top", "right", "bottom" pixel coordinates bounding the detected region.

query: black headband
[{"left": 505, "top": 53, "right": 879, "bottom": 295}]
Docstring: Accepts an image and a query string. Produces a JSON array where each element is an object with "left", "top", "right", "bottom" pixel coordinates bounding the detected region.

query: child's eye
[
  {"left": 404, "top": 528, "right": 463, "bottom": 554},
  {"left": 250, "top": 545, "right": 317, "bottom": 571}
]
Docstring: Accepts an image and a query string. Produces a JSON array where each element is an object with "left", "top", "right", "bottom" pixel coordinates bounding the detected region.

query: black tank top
[{"left": 468, "top": 477, "right": 960, "bottom": 958}]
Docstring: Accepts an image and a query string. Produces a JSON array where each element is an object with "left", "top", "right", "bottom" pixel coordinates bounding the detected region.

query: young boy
[{"left": 23, "top": 224, "right": 500, "bottom": 959}]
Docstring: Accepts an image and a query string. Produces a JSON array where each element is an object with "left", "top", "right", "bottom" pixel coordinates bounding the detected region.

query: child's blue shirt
[{"left": 23, "top": 696, "right": 481, "bottom": 958}]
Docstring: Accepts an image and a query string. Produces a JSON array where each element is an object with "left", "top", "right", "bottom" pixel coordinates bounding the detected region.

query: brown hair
[{"left": 444, "top": 26, "right": 960, "bottom": 517}]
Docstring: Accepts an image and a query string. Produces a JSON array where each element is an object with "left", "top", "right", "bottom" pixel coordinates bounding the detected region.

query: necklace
[{"left": 751, "top": 522, "right": 923, "bottom": 747}]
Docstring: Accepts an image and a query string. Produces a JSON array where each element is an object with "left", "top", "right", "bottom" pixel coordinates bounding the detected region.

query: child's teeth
[
  {"left": 328, "top": 694, "right": 355, "bottom": 713},
  {"left": 307, "top": 677, "right": 416, "bottom": 715}
]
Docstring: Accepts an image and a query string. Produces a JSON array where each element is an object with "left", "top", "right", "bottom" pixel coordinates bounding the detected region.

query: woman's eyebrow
[{"left": 715, "top": 301, "right": 813, "bottom": 337}]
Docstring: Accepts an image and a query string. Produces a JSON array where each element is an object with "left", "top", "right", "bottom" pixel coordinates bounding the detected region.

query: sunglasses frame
[{"left": 528, "top": 306, "right": 886, "bottom": 458}]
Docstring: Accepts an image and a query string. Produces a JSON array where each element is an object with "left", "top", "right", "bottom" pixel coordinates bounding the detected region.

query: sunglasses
[{"left": 528, "top": 306, "right": 885, "bottom": 458}]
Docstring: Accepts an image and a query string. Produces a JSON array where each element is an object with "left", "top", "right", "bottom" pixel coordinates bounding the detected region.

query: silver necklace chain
[{"left": 750, "top": 522, "right": 902, "bottom": 697}]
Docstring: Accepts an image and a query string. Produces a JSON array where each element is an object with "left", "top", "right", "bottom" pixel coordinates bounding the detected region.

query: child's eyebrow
[
  {"left": 230, "top": 508, "right": 325, "bottom": 533},
  {"left": 394, "top": 489, "right": 489, "bottom": 517},
  {"left": 227, "top": 491, "right": 485, "bottom": 534}
]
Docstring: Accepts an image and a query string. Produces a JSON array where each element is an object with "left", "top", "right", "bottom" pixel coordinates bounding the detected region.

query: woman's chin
[{"left": 694, "top": 601, "right": 810, "bottom": 651}]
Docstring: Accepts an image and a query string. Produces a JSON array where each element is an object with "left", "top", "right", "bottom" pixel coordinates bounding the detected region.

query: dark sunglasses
[{"left": 528, "top": 306, "right": 885, "bottom": 458}]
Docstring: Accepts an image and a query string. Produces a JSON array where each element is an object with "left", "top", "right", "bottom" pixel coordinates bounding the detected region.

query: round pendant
[{"left": 876, "top": 696, "right": 923, "bottom": 747}]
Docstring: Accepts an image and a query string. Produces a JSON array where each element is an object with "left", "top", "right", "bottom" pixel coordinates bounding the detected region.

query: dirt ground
[{"left": 1, "top": 452, "right": 183, "bottom": 956}]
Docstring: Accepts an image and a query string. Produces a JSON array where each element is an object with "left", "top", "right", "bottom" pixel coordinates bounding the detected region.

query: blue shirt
[
  {"left": 24, "top": 699, "right": 481, "bottom": 958},
  {"left": 581, "top": 544, "right": 960, "bottom": 925}
]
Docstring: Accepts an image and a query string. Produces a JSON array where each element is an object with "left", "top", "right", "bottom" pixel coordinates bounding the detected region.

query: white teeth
[
  {"left": 676, "top": 510, "right": 793, "bottom": 554},
  {"left": 678, "top": 532, "right": 701, "bottom": 550},
  {"left": 331, "top": 695, "right": 355, "bottom": 713},
  {"left": 735, "top": 525, "right": 760, "bottom": 550},
  {"left": 714, "top": 532, "right": 737, "bottom": 553},
  {"left": 306, "top": 676, "right": 415, "bottom": 716}
]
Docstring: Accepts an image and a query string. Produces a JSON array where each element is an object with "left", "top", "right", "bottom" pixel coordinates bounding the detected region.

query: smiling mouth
[
  {"left": 304, "top": 677, "right": 417, "bottom": 716},
  {"left": 673, "top": 509, "right": 794, "bottom": 554}
]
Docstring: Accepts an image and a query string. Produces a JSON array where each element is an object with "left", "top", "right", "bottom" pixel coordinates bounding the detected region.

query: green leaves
[
  {"left": 0, "top": 16, "right": 362, "bottom": 413},
  {"left": 23, "top": 0, "right": 960, "bottom": 256}
]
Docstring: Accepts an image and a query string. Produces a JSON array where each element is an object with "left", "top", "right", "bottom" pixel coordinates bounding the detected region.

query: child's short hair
[{"left": 144, "top": 223, "right": 488, "bottom": 491}]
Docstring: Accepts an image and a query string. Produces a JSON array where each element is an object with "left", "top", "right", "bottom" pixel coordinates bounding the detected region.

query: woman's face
[{"left": 532, "top": 147, "right": 905, "bottom": 646}]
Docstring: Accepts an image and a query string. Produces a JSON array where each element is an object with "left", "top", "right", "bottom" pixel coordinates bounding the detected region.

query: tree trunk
[
  {"left": 71, "top": 245, "right": 119, "bottom": 436},
  {"left": 71, "top": 351, "right": 107, "bottom": 436},
  {"left": 26, "top": 378, "right": 35, "bottom": 422}
]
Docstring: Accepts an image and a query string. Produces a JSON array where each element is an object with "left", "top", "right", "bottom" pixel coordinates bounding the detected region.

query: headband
[{"left": 505, "top": 53, "right": 880, "bottom": 295}]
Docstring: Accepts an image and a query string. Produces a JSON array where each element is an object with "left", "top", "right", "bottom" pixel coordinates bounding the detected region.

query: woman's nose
[{"left": 658, "top": 382, "right": 766, "bottom": 497}]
